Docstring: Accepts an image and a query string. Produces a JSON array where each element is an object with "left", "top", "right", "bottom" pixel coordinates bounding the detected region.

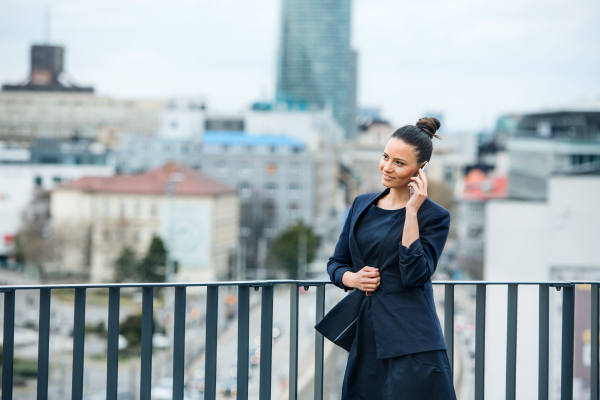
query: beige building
[
  {"left": 51, "top": 164, "right": 239, "bottom": 283},
  {"left": 0, "top": 91, "right": 164, "bottom": 147}
]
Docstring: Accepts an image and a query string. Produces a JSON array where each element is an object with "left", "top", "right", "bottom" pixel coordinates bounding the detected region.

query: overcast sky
[{"left": 1, "top": 0, "right": 599, "bottom": 132}]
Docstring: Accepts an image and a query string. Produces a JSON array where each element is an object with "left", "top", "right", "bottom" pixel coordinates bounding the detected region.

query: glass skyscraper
[{"left": 276, "top": 0, "right": 357, "bottom": 139}]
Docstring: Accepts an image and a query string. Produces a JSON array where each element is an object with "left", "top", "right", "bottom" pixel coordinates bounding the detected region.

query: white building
[
  {"left": 0, "top": 164, "right": 114, "bottom": 256},
  {"left": 483, "top": 174, "right": 600, "bottom": 400},
  {"left": 51, "top": 164, "right": 239, "bottom": 283}
]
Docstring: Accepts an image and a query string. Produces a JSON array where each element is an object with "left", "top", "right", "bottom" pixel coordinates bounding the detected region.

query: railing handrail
[
  {"left": 1, "top": 279, "right": 598, "bottom": 400},
  {"left": 0, "top": 279, "right": 597, "bottom": 291}
]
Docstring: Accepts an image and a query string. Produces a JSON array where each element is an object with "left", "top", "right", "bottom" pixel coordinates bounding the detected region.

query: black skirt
[{"left": 341, "top": 294, "right": 457, "bottom": 400}]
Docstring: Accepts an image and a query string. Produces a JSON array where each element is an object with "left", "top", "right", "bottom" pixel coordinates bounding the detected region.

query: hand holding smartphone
[{"left": 409, "top": 161, "right": 429, "bottom": 199}]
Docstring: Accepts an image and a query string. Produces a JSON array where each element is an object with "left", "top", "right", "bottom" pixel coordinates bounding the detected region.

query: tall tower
[{"left": 276, "top": 0, "right": 357, "bottom": 139}]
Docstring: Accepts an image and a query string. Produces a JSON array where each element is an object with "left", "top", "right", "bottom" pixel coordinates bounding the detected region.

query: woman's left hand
[{"left": 406, "top": 167, "right": 428, "bottom": 214}]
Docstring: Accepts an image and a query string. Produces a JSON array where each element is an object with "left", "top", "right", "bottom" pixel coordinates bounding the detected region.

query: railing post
[
  {"left": 205, "top": 285, "right": 219, "bottom": 400},
  {"left": 506, "top": 284, "right": 518, "bottom": 400},
  {"left": 592, "top": 283, "right": 599, "bottom": 400},
  {"left": 289, "top": 283, "right": 299, "bottom": 400},
  {"left": 106, "top": 287, "right": 120, "bottom": 399},
  {"left": 259, "top": 285, "right": 274, "bottom": 400},
  {"left": 314, "top": 284, "right": 325, "bottom": 400},
  {"left": 475, "top": 284, "right": 486, "bottom": 400},
  {"left": 72, "top": 287, "right": 86, "bottom": 400},
  {"left": 172, "top": 286, "right": 186, "bottom": 400},
  {"left": 36, "top": 289, "right": 51, "bottom": 400},
  {"left": 444, "top": 284, "right": 454, "bottom": 376},
  {"left": 561, "top": 285, "right": 575, "bottom": 400},
  {"left": 237, "top": 285, "right": 250, "bottom": 400},
  {"left": 140, "top": 287, "right": 154, "bottom": 400},
  {"left": 2, "top": 290, "right": 15, "bottom": 400},
  {"left": 538, "top": 284, "right": 549, "bottom": 400}
]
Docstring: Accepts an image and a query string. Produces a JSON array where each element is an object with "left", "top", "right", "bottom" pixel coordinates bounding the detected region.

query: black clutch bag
[{"left": 314, "top": 288, "right": 363, "bottom": 352}]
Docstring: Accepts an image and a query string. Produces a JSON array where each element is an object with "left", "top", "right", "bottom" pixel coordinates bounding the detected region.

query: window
[
  {"left": 270, "top": 146, "right": 277, "bottom": 154},
  {"left": 133, "top": 230, "right": 140, "bottom": 243},
  {"left": 288, "top": 203, "right": 300, "bottom": 216},
  {"left": 181, "top": 145, "right": 189, "bottom": 154},
  {"left": 264, "top": 183, "right": 278, "bottom": 197},
  {"left": 150, "top": 202, "right": 158, "bottom": 216},
  {"left": 53, "top": 176, "right": 61, "bottom": 184},
  {"left": 216, "top": 162, "right": 228, "bottom": 176},
  {"left": 239, "top": 164, "right": 252, "bottom": 177},
  {"left": 263, "top": 200, "right": 277, "bottom": 217},
  {"left": 288, "top": 183, "right": 301, "bottom": 197},
  {"left": 222, "top": 145, "right": 230, "bottom": 152},
  {"left": 238, "top": 182, "right": 252, "bottom": 198},
  {"left": 135, "top": 202, "right": 141, "bottom": 216},
  {"left": 34, "top": 176, "right": 42, "bottom": 187},
  {"left": 289, "top": 163, "right": 301, "bottom": 175},
  {"left": 103, "top": 201, "right": 111, "bottom": 216},
  {"left": 292, "top": 146, "right": 303, "bottom": 154},
  {"left": 103, "top": 230, "right": 110, "bottom": 243},
  {"left": 246, "top": 145, "right": 253, "bottom": 153},
  {"left": 119, "top": 202, "right": 126, "bottom": 217}
]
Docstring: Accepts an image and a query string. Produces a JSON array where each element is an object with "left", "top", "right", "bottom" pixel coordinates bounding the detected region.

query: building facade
[
  {"left": 51, "top": 164, "right": 238, "bottom": 282},
  {"left": 276, "top": 0, "right": 357, "bottom": 139},
  {"left": 484, "top": 174, "right": 600, "bottom": 400},
  {"left": 506, "top": 111, "right": 600, "bottom": 200}
]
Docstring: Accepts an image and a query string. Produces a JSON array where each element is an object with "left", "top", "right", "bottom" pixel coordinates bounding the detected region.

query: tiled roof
[{"left": 58, "top": 163, "right": 236, "bottom": 196}]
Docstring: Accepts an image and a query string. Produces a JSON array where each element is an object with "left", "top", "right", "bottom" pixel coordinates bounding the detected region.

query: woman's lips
[{"left": 382, "top": 173, "right": 395, "bottom": 180}]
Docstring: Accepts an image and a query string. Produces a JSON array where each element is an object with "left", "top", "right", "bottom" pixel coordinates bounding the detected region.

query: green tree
[
  {"left": 270, "top": 221, "right": 319, "bottom": 278},
  {"left": 113, "top": 247, "right": 138, "bottom": 283},
  {"left": 137, "top": 236, "right": 167, "bottom": 282}
]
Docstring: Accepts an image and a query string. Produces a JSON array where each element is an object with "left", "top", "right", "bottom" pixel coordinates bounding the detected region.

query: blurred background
[{"left": 0, "top": 0, "right": 599, "bottom": 399}]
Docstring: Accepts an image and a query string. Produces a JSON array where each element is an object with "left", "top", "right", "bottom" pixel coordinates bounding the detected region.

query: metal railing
[{"left": 0, "top": 280, "right": 598, "bottom": 400}]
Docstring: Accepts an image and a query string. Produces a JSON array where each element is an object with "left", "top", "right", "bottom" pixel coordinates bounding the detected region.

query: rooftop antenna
[{"left": 45, "top": 7, "right": 51, "bottom": 44}]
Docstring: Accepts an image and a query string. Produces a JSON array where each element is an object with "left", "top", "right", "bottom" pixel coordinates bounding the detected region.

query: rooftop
[
  {"left": 58, "top": 163, "right": 236, "bottom": 196},
  {"left": 203, "top": 131, "right": 305, "bottom": 147}
]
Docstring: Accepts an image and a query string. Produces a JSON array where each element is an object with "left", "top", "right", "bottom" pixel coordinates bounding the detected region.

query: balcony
[{"left": 0, "top": 280, "right": 598, "bottom": 400}]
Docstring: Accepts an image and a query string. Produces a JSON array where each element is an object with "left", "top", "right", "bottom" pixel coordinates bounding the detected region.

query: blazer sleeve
[
  {"left": 327, "top": 197, "right": 358, "bottom": 292},
  {"left": 398, "top": 210, "right": 451, "bottom": 288}
]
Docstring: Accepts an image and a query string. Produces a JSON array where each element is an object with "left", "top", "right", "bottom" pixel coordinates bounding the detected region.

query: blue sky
[{"left": 1, "top": 0, "right": 598, "bottom": 132}]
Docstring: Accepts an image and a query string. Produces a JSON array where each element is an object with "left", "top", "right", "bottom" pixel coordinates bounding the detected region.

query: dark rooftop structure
[{"left": 2, "top": 45, "right": 93, "bottom": 93}]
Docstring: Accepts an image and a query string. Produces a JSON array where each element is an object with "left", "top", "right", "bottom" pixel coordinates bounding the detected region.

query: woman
[{"left": 319, "top": 117, "right": 456, "bottom": 399}]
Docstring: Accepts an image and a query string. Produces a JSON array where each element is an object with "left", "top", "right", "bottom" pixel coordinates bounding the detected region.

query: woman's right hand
[{"left": 342, "top": 266, "right": 380, "bottom": 292}]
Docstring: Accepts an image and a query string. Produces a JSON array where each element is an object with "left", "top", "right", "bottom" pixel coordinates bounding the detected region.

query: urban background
[{"left": 0, "top": 0, "right": 599, "bottom": 399}]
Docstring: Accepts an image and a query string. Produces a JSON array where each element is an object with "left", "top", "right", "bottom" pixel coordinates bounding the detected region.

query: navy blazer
[{"left": 317, "top": 187, "right": 451, "bottom": 359}]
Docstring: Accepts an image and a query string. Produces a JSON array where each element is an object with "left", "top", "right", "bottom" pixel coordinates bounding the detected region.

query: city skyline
[{"left": 0, "top": 0, "right": 599, "bottom": 133}]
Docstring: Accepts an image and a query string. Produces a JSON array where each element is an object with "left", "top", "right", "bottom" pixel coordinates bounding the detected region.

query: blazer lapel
[{"left": 348, "top": 187, "right": 390, "bottom": 269}]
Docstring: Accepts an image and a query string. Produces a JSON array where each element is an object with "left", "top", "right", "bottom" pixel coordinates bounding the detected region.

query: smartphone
[{"left": 409, "top": 161, "right": 429, "bottom": 199}]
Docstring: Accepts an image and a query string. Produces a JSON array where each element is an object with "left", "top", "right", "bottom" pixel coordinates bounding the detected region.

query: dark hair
[{"left": 388, "top": 117, "right": 442, "bottom": 165}]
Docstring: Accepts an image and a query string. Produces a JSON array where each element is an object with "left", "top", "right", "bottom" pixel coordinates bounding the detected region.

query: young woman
[{"left": 323, "top": 117, "right": 456, "bottom": 399}]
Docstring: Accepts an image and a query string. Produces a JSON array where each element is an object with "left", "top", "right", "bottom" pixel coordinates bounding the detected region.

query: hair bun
[{"left": 416, "top": 117, "right": 441, "bottom": 139}]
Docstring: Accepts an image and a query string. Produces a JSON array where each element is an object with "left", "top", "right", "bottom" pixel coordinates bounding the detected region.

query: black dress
[{"left": 341, "top": 203, "right": 456, "bottom": 400}]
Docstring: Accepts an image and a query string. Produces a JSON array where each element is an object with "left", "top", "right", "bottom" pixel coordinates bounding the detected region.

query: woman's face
[{"left": 379, "top": 138, "right": 423, "bottom": 190}]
